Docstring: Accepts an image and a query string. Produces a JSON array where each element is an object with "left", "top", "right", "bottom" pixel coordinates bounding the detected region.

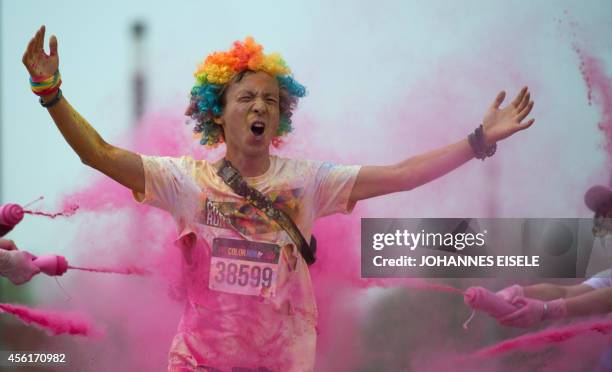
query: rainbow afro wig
[{"left": 185, "top": 37, "right": 307, "bottom": 148}]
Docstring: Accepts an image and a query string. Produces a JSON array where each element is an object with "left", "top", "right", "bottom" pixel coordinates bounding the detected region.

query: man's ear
[{"left": 213, "top": 116, "right": 224, "bottom": 126}]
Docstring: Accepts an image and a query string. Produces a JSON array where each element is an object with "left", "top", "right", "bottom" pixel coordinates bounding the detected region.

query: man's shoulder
[
  {"left": 149, "top": 154, "right": 209, "bottom": 166},
  {"left": 273, "top": 156, "right": 324, "bottom": 175},
  {"left": 142, "top": 154, "right": 213, "bottom": 177}
]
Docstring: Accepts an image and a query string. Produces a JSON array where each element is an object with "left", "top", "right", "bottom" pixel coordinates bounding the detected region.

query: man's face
[{"left": 215, "top": 71, "right": 280, "bottom": 157}]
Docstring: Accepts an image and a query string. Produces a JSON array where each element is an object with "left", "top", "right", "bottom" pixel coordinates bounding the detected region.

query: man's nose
[{"left": 252, "top": 98, "right": 267, "bottom": 114}]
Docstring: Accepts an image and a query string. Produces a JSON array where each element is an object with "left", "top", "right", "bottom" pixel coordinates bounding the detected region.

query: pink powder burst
[
  {"left": 471, "top": 319, "right": 612, "bottom": 359},
  {"left": 24, "top": 204, "right": 79, "bottom": 219},
  {"left": 68, "top": 265, "right": 150, "bottom": 276},
  {"left": 572, "top": 41, "right": 612, "bottom": 169},
  {"left": 0, "top": 303, "right": 102, "bottom": 337}
]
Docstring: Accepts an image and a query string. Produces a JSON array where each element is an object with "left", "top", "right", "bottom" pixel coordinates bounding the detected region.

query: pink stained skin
[
  {"left": 469, "top": 319, "right": 612, "bottom": 359},
  {"left": 464, "top": 286, "right": 519, "bottom": 319},
  {"left": 0, "top": 303, "right": 100, "bottom": 337}
]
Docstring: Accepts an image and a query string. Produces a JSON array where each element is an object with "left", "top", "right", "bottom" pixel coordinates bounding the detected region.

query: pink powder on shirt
[{"left": 0, "top": 303, "right": 100, "bottom": 337}]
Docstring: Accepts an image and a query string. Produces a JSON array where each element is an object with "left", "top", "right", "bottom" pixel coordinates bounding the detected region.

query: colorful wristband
[{"left": 30, "top": 70, "right": 62, "bottom": 97}]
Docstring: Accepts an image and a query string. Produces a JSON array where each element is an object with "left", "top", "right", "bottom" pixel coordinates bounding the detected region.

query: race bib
[{"left": 209, "top": 237, "right": 280, "bottom": 297}]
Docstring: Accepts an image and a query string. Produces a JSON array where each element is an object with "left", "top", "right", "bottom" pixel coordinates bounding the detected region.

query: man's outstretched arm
[{"left": 349, "top": 87, "right": 535, "bottom": 203}]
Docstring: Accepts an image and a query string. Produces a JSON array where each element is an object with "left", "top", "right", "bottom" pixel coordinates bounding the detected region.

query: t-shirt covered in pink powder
[{"left": 134, "top": 155, "right": 360, "bottom": 371}]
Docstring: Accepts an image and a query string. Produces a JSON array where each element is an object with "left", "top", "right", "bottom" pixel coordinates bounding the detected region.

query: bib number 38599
[{"left": 209, "top": 238, "right": 280, "bottom": 297}]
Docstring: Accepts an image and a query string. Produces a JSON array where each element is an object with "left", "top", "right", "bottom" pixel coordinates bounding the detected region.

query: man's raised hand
[
  {"left": 22, "top": 25, "right": 59, "bottom": 78},
  {"left": 482, "top": 87, "right": 535, "bottom": 145}
]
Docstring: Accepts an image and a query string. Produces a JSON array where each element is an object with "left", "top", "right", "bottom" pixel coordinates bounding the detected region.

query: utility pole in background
[{"left": 132, "top": 21, "right": 147, "bottom": 127}]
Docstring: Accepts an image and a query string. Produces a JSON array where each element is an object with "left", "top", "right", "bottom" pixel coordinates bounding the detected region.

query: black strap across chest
[{"left": 216, "top": 159, "right": 317, "bottom": 265}]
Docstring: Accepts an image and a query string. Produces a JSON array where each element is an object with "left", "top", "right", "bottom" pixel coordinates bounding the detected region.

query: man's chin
[{"left": 243, "top": 139, "right": 272, "bottom": 155}]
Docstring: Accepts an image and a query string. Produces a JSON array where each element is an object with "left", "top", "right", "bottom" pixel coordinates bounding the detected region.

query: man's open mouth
[{"left": 250, "top": 121, "right": 265, "bottom": 136}]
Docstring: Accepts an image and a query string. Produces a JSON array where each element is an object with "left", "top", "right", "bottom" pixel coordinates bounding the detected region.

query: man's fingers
[
  {"left": 24, "top": 29, "right": 38, "bottom": 62},
  {"left": 39, "top": 25, "right": 46, "bottom": 53},
  {"left": 0, "top": 239, "right": 17, "bottom": 251},
  {"left": 22, "top": 42, "right": 32, "bottom": 65},
  {"left": 34, "top": 27, "right": 43, "bottom": 53},
  {"left": 511, "top": 86, "right": 527, "bottom": 108},
  {"left": 513, "top": 86, "right": 527, "bottom": 107},
  {"left": 496, "top": 293, "right": 511, "bottom": 302},
  {"left": 500, "top": 308, "right": 525, "bottom": 324},
  {"left": 499, "top": 312, "right": 521, "bottom": 325},
  {"left": 491, "top": 91, "right": 506, "bottom": 109},
  {"left": 23, "top": 251, "right": 37, "bottom": 261},
  {"left": 519, "top": 118, "right": 535, "bottom": 130},
  {"left": 516, "top": 101, "right": 534, "bottom": 121},
  {"left": 25, "top": 37, "right": 36, "bottom": 58},
  {"left": 23, "top": 39, "right": 37, "bottom": 73},
  {"left": 517, "top": 92, "right": 530, "bottom": 112},
  {"left": 31, "top": 31, "right": 38, "bottom": 53},
  {"left": 49, "top": 35, "right": 58, "bottom": 57}
]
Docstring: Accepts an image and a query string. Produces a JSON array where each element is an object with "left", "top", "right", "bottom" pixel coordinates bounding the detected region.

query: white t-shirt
[
  {"left": 584, "top": 268, "right": 612, "bottom": 290},
  {"left": 584, "top": 235, "right": 612, "bottom": 289},
  {"left": 134, "top": 155, "right": 360, "bottom": 371}
]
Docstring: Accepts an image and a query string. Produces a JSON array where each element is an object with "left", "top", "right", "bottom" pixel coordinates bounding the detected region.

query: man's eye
[
  {"left": 266, "top": 98, "right": 277, "bottom": 103},
  {"left": 239, "top": 96, "right": 251, "bottom": 102}
]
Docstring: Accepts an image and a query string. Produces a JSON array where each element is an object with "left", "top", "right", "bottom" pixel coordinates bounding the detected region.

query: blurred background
[{"left": 1, "top": 0, "right": 612, "bottom": 371}]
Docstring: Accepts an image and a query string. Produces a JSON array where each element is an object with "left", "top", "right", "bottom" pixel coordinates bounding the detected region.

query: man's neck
[{"left": 224, "top": 152, "right": 271, "bottom": 178}]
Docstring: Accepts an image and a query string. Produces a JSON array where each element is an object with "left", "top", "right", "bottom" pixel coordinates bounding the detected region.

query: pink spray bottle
[
  {"left": 31, "top": 255, "right": 69, "bottom": 276},
  {"left": 0, "top": 204, "right": 24, "bottom": 237},
  {"left": 2, "top": 203, "right": 67, "bottom": 277}
]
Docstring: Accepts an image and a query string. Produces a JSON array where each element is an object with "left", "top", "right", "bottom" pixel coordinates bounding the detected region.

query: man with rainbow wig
[{"left": 22, "top": 25, "right": 535, "bottom": 371}]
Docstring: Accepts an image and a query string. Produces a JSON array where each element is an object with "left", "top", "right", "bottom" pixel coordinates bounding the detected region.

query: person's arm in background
[
  {"left": 498, "top": 285, "right": 612, "bottom": 328},
  {"left": 497, "top": 282, "right": 595, "bottom": 302},
  {"left": 563, "top": 286, "right": 612, "bottom": 317},
  {"left": 497, "top": 262, "right": 612, "bottom": 302},
  {"left": 22, "top": 25, "right": 144, "bottom": 194},
  {"left": 522, "top": 283, "right": 595, "bottom": 300}
]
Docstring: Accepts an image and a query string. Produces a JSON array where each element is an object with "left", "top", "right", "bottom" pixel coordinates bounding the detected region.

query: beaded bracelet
[
  {"left": 468, "top": 124, "right": 497, "bottom": 160},
  {"left": 30, "top": 70, "right": 62, "bottom": 97},
  {"left": 39, "top": 89, "right": 63, "bottom": 108}
]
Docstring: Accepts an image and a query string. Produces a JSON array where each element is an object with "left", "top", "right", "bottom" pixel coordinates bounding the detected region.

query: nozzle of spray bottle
[
  {"left": 0, "top": 204, "right": 24, "bottom": 237},
  {"left": 32, "top": 255, "right": 69, "bottom": 276}
]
